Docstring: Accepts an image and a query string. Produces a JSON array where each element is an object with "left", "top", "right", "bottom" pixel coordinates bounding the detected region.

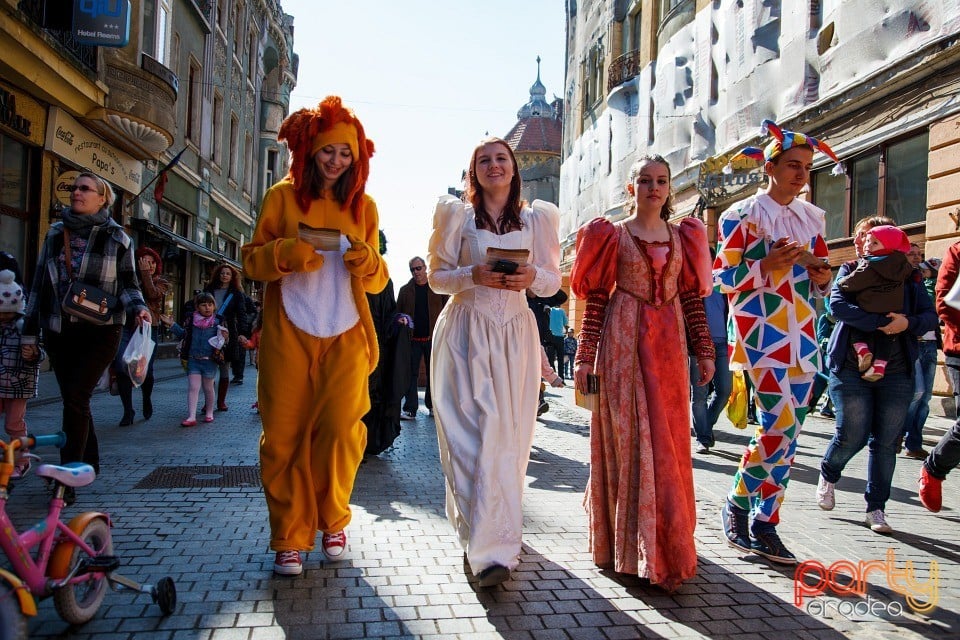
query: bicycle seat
[{"left": 35, "top": 462, "right": 96, "bottom": 487}]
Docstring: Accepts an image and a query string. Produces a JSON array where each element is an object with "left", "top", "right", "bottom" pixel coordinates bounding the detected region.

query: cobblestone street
[{"left": 6, "top": 359, "right": 958, "bottom": 639}]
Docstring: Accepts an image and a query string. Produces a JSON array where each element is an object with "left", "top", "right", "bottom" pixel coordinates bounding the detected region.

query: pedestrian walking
[
  {"left": 0, "top": 267, "right": 43, "bottom": 478},
  {"left": 203, "top": 264, "right": 251, "bottom": 411},
  {"left": 428, "top": 137, "right": 561, "bottom": 588},
  {"left": 396, "top": 255, "right": 446, "bottom": 420},
  {"left": 362, "top": 230, "right": 409, "bottom": 456},
  {"left": 808, "top": 309, "right": 837, "bottom": 418},
  {"left": 921, "top": 239, "right": 960, "bottom": 512},
  {"left": 689, "top": 276, "right": 731, "bottom": 454},
  {"left": 562, "top": 327, "right": 577, "bottom": 379},
  {"left": 114, "top": 246, "right": 169, "bottom": 426},
  {"left": 21, "top": 172, "right": 151, "bottom": 503},
  {"left": 173, "top": 292, "right": 228, "bottom": 427},
  {"left": 572, "top": 154, "right": 714, "bottom": 591},
  {"left": 902, "top": 255, "right": 941, "bottom": 458},
  {"left": 548, "top": 305, "right": 567, "bottom": 377},
  {"left": 242, "top": 96, "right": 388, "bottom": 576},
  {"left": 816, "top": 216, "right": 937, "bottom": 533},
  {"left": 716, "top": 121, "right": 835, "bottom": 565}
]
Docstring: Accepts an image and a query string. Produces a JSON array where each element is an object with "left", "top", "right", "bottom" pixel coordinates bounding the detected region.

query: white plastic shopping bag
[{"left": 123, "top": 323, "right": 155, "bottom": 387}]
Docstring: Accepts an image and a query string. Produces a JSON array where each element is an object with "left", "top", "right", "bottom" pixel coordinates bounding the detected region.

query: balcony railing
[
  {"left": 18, "top": 0, "right": 98, "bottom": 72},
  {"left": 608, "top": 49, "right": 642, "bottom": 93}
]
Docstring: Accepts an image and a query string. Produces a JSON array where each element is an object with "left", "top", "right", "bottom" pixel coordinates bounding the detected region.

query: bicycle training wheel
[{"left": 53, "top": 518, "right": 113, "bottom": 625}]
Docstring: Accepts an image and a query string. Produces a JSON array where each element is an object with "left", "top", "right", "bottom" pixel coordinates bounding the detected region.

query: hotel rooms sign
[{"left": 73, "top": 1, "right": 132, "bottom": 47}]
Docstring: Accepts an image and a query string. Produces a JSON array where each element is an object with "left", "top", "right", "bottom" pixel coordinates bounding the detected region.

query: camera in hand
[{"left": 492, "top": 259, "right": 519, "bottom": 274}]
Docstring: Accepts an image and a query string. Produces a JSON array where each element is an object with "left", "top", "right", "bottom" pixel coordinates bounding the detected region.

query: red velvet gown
[{"left": 571, "top": 218, "right": 714, "bottom": 591}]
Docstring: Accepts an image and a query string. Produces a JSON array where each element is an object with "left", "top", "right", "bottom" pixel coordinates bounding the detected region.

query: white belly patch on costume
[{"left": 280, "top": 235, "right": 359, "bottom": 337}]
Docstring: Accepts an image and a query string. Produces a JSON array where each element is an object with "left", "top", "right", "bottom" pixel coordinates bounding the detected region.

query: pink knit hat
[{"left": 868, "top": 225, "right": 910, "bottom": 256}]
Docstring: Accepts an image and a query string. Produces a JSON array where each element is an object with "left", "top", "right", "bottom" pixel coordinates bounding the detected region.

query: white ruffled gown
[{"left": 427, "top": 195, "right": 561, "bottom": 576}]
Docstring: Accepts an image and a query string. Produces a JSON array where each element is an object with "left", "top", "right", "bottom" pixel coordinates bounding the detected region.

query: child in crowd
[
  {"left": 0, "top": 267, "right": 44, "bottom": 478},
  {"left": 836, "top": 225, "right": 914, "bottom": 381},
  {"left": 176, "top": 292, "right": 228, "bottom": 427},
  {"left": 920, "top": 259, "right": 941, "bottom": 298}
]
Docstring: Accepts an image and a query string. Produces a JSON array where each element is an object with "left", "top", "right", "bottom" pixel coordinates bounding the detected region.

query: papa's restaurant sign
[
  {"left": 45, "top": 107, "right": 142, "bottom": 194},
  {"left": 697, "top": 152, "right": 764, "bottom": 206}
]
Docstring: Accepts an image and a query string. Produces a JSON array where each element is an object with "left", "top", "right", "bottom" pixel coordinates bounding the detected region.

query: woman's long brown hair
[{"left": 466, "top": 137, "right": 525, "bottom": 234}]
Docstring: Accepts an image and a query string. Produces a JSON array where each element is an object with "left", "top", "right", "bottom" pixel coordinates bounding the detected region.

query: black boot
[
  {"left": 216, "top": 378, "right": 229, "bottom": 411},
  {"left": 141, "top": 377, "right": 154, "bottom": 420},
  {"left": 118, "top": 373, "right": 135, "bottom": 426}
]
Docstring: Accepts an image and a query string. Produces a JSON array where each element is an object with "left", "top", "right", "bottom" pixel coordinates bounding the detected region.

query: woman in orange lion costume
[{"left": 242, "top": 96, "right": 388, "bottom": 576}]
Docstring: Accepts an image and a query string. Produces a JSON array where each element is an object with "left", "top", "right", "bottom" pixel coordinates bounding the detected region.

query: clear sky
[{"left": 279, "top": 0, "right": 566, "bottom": 285}]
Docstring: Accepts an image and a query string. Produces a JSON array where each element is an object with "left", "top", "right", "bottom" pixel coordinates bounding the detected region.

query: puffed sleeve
[
  {"left": 677, "top": 217, "right": 713, "bottom": 297},
  {"left": 527, "top": 199, "right": 562, "bottom": 298},
  {"left": 427, "top": 195, "right": 473, "bottom": 295},
  {"left": 570, "top": 217, "right": 618, "bottom": 298},
  {"left": 571, "top": 218, "right": 618, "bottom": 368}
]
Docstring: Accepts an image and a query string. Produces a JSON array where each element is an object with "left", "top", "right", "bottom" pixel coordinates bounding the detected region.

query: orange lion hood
[{"left": 278, "top": 95, "right": 376, "bottom": 222}]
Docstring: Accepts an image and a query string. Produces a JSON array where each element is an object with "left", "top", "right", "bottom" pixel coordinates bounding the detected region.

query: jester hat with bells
[
  {"left": 278, "top": 95, "right": 376, "bottom": 222},
  {"left": 724, "top": 119, "right": 843, "bottom": 176}
]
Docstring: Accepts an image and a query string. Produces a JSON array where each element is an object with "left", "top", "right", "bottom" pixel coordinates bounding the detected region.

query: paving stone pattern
[{"left": 5, "top": 360, "right": 958, "bottom": 639}]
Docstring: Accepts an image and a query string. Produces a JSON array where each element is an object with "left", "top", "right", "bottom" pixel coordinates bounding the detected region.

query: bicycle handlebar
[{"left": 28, "top": 432, "right": 67, "bottom": 449}]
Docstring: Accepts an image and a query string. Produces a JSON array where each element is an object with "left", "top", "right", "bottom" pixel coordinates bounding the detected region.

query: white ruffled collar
[{"left": 752, "top": 193, "right": 825, "bottom": 246}]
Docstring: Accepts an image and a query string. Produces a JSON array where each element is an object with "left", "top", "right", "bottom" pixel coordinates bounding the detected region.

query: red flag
[
  {"left": 154, "top": 170, "right": 168, "bottom": 205},
  {"left": 153, "top": 147, "right": 185, "bottom": 205}
]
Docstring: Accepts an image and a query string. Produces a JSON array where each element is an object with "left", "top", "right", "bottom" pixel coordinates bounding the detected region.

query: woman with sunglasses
[{"left": 21, "top": 172, "right": 150, "bottom": 502}]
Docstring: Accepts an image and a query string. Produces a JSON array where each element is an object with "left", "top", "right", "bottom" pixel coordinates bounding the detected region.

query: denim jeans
[
  {"left": 927, "top": 418, "right": 960, "bottom": 479},
  {"left": 688, "top": 340, "right": 732, "bottom": 446},
  {"left": 404, "top": 339, "right": 432, "bottom": 413},
  {"left": 809, "top": 371, "right": 829, "bottom": 411},
  {"left": 903, "top": 340, "right": 938, "bottom": 451},
  {"left": 945, "top": 355, "right": 960, "bottom": 420},
  {"left": 821, "top": 367, "right": 913, "bottom": 512}
]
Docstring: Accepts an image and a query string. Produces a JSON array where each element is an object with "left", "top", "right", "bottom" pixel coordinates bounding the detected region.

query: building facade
[
  {"left": 561, "top": 1, "right": 960, "bottom": 402},
  {"left": 0, "top": 0, "right": 296, "bottom": 321}
]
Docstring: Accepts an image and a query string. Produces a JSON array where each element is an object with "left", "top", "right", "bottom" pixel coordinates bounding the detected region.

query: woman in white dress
[{"left": 428, "top": 137, "right": 561, "bottom": 588}]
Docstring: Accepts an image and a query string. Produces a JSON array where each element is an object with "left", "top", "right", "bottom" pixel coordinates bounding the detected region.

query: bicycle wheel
[
  {"left": 0, "top": 581, "right": 28, "bottom": 640},
  {"left": 53, "top": 518, "right": 113, "bottom": 625}
]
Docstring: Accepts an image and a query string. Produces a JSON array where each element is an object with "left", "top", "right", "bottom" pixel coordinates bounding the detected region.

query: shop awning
[{"left": 130, "top": 218, "right": 241, "bottom": 270}]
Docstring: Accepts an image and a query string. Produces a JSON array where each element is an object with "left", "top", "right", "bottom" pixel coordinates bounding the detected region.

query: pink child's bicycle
[{"left": 0, "top": 433, "right": 176, "bottom": 640}]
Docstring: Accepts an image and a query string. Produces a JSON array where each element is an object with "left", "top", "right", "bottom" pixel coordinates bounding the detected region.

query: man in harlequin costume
[
  {"left": 716, "top": 120, "right": 838, "bottom": 565},
  {"left": 242, "top": 96, "right": 388, "bottom": 576}
]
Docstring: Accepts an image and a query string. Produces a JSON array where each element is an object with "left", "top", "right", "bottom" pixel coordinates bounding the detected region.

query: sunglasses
[
  {"left": 68, "top": 185, "right": 101, "bottom": 194},
  {"left": 410, "top": 265, "right": 425, "bottom": 272}
]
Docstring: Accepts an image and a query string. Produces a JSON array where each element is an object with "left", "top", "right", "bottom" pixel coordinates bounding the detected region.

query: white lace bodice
[{"left": 427, "top": 196, "right": 562, "bottom": 326}]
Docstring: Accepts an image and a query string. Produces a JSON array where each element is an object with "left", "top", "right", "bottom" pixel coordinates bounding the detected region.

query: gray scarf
[{"left": 61, "top": 207, "right": 110, "bottom": 239}]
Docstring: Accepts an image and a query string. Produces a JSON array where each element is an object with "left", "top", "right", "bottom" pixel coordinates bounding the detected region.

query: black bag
[
  {"left": 62, "top": 281, "right": 118, "bottom": 325},
  {"left": 60, "top": 229, "right": 117, "bottom": 325}
]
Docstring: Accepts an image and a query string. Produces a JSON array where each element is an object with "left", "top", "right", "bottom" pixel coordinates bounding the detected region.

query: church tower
[{"left": 504, "top": 58, "right": 563, "bottom": 205}]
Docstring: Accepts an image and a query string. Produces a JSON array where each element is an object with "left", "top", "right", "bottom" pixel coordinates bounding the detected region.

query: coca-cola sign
[{"left": 55, "top": 171, "right": 82, "bottom": 206}]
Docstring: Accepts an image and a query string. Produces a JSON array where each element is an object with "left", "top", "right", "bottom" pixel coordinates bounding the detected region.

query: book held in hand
[
  {"left": 298, "top": 223, "right": 341, "bottom": 251},
  {"left": 575, "top": 374, "right": 600, "bottom": 412},
  {"left": 796, "top": 249, "right": 828, "bottom": 269},
  {"left": 485, "top": 247, "right": 529, "bottom": 271}
]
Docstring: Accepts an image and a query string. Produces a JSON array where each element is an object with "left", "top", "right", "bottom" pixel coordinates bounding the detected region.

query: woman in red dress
[{"left": 572, "top": 155, "right": 715, "bottom": 591}]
